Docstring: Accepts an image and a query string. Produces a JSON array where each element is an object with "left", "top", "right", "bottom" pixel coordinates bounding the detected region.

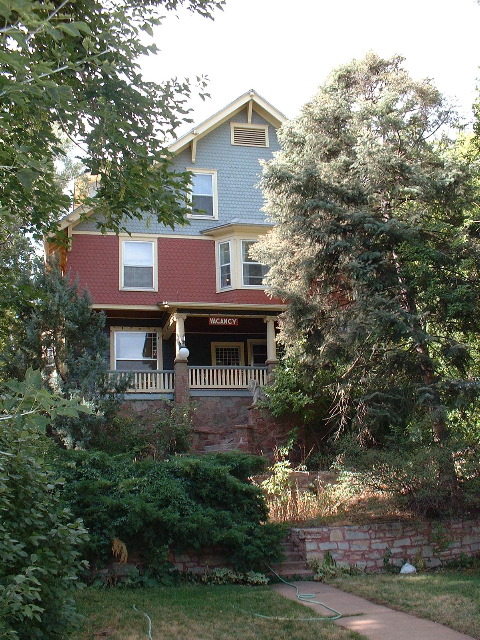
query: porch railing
[
  {"left": 110, "top": 370, "right": 174, "bottom": 393},
  {"left": 189, "top": 366, "right": 267, "bottom": 389},
  {"left": 109, "top": 366, "right": 267, "bottom": 393}
]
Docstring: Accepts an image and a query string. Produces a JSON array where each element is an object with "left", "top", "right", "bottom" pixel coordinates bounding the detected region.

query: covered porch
[{"left": 107, "top": 308, "right": 279, "bottom": 398}]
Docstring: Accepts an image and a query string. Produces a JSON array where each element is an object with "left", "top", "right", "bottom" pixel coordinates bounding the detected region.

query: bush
[
  {"left": 0, "top": 372, "right": 89, "bottom": 640},
  {"left": 50, "top": 450, "right": 284, "bottom": 572},
  {"left": 88, "top": 403, "right": 193, "bottom": 457},
  {"left": 343, "top": 442, "right": 480, "bottom": 518}
]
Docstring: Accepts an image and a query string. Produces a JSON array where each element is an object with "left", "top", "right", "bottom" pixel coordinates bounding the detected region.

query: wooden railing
[
  {"left": 110, "top": 366, "right": 267, "bottom": 393},
  {"left": 189, "top": 366, "right": 267, "bottom": 389},
  {"left": 110, "top": 370, "right": 174, "bottom": 393}
]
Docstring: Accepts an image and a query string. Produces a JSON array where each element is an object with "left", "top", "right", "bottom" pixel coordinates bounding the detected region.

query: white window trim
[
  {"left": 187, "top": 168, "right": 218, "bottom": 220},
  {"left": 211, "top": 342, "right": 245, "bottom": 366},
  {"left": 215, "top": 236, "right": 268, "bottom": 292},
  {"left": 217, "top": 240, "right": 232, "bottom": 291},
  {"left": 247, "top": 339, "right": 267, "bottom": 366},
  {"left": 110, "top": 327, "right": 162, "bottom": 370},
  {"left": 230, "top": 122, "right": 269, "bottom": 147},
  {"left": 119, "top": 237, "right": 158, "bottom": 292}
]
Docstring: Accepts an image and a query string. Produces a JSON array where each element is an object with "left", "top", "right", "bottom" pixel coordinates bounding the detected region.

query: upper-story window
[
  {"left": 215, "top": 237, "right": 269, "bottom": 291},
  {"left": 218, "top": 241, "right": 231, "bottom": 289},
  {"left": 241, "top": 240, "right": 268, "bottom": 287},
  {"left": 189, "top": 169, "right": 218, "bottom": 219},
  {"left": 121, "top": 239, "right": 157, "bottom": 291}
]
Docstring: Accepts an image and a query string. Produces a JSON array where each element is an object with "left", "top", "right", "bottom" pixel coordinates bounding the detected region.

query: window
[
  {"left": 218, "top": 241, "right": 231, "bottom": 289},
  {"left": 211, "top": 342, "right": 244, "bottom": 366},
  {"left": 121, "top": 240, "right": 155, "bottom": 290},
  {"left": 230, "top": 123, "right": 269, "bottom": 147},
  {"left": 241, "top": 240, "right": 268, "bottom": 287},
  {"left": 114, "top": 331, "right": 158, "bottom": 370},
  {"left": 189, "top": 170, "right": 217, "bottom": 218},
  {"left": 247, "top": 340, "right": 267, "bottom": 365}
]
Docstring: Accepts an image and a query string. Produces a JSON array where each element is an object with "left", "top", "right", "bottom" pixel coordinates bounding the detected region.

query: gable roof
[
  {"left": 56, "top": 90, "right": 286, "bottom": 232},
  {"left": 168, "top": 89, "right": 287, "bottom": 156}
]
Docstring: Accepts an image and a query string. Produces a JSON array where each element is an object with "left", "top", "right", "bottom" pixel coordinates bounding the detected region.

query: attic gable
[{"left": 168, "top": 89, "right": 286, "bottom": 159}]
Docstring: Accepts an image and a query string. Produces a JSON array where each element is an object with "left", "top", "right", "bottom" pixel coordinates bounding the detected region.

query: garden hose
[
  {"left": 262, "top": 564, "right": 342, "bottom": 621},
  {"left": 133, "top": 604, "right": 153, "bottom": 640}
]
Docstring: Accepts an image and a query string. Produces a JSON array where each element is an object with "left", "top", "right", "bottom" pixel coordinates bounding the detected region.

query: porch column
[
  {"left": 264, "top": 317, "right": 278, "bottom": 379},
  {"left": 174, "top": 313, "right": 187, "bottom": 356},
  {"left": 174, "top": 313, "right": 189, "bottom": 405}
]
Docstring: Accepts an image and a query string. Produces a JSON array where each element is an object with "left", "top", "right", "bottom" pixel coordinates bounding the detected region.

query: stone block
[
  {"left": 345, "top": 530, "right": 370, "bottom": 540},
  {"left": 330, "top": 530, "right": 344, "bottom": 542},
  {"left": 318, "top": 542, "right": 339, "bottom": 551},
  {"left": 392, "top": 538, "right": 411, "bottom": 547}
]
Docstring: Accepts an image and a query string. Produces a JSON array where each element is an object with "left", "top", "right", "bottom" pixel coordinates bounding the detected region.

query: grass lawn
[
  {"left": 74, "top": 584, "right": 366, "bottom": 640},
  {"left": 331, "top": 570, "right": 480, "bottom": 639}
]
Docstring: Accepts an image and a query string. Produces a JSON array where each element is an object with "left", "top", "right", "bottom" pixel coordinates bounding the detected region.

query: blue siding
[{"left": 75, "top": 108, "right": 280, "bottom": 234}]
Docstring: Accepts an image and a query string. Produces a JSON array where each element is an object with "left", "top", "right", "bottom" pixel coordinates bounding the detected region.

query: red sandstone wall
[
  {"left": 290, "top": 520, "right": 480, "bottom": 572},
  {"left": 67, "top": 233, "right": 281, "bottom": 306}
]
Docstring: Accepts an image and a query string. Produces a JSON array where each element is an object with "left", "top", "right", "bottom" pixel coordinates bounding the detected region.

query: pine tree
[
  {"left": 256, "top": 53, "right": 480, "bottom": 447},
  {"left": 2, "top": 264, "right": 120, "bottom": 446}
]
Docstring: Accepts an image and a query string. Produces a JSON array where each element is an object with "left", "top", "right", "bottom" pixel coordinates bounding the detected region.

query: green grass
[
  {"left": 74, "top": 584, "right": 366, "bottom": 640},
  {"left": 331, "top": 570, "right": 480, "bottom": 639}
]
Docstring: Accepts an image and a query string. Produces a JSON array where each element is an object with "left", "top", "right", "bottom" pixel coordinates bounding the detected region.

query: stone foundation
[{"left": 290, "top": 520, "right": 480, "bottom": 572}]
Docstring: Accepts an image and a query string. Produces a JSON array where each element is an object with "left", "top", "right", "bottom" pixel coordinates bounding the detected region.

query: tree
[
  {"left": 0, "top": 369, "right": 90, "bottom": 640},
  {"left": 0, "top": 0, "right": 224, "bottom": 239},
  {"left": 1, "top": 264, "right": 121, "bottom": 447},
  {"left": 256, "top": 53, "right": 480, "bottom": 449}
]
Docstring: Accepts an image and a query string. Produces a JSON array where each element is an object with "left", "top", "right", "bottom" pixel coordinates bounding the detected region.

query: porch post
[
  {"left": 264, "top": 317, "right": 278, "bottom": 380},
  {"left": 174, "top": 313, "right": 189, "bottom": 405}
]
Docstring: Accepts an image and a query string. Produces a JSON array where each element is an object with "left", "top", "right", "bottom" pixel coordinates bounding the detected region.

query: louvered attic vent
[{"left": 231, "top": 123, "right": 269, "bottom": 147}]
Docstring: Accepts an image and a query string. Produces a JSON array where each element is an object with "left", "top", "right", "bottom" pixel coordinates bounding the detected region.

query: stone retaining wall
[{"left": 290, "top": 520, "right": 480, "bottom": 572}]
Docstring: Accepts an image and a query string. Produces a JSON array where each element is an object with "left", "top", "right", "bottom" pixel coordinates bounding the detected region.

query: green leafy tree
[
  {"left": 1, "top": 264, "right": 120, "bottom": 447},
  {"left": 0, "top": 369, "right": 90, "bottom": 640},
  {"left": 256, "top": 53, "right": 480, "bottom": 450},
  {"left": 0, "top": 0, "right": 224, "bottom": 239}
]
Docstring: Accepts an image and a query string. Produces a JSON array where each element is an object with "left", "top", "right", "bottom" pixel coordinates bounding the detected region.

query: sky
[{"left": 140, "top": 0, "right": 480, "bottom": 134}]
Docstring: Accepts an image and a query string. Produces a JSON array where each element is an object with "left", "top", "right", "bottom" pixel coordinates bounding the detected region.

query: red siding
[{"left": 67, "top": 234, "right": 281, "bottom": 307}]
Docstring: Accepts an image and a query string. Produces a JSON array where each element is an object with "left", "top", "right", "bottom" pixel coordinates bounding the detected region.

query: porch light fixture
[{"left": 177, "top": 337, "right": 189, "bottom": 361}]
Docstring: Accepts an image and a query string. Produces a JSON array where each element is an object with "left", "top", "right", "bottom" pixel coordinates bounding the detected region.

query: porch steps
[{"left": 268, "top": 537, "right": 313, "bottom": 580}]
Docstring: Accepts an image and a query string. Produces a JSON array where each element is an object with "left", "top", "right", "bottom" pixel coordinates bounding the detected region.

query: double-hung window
[
  {"left": 218, "top": 241, "right": 231, "bottom": 289},
  {"left": 241, "top": 240, "right": 268, "bottom": 287},
  {"left": 121, "top": 240, "right": 156, "bottom": 290},
  {"left": 114, "top": 331, "right": 158, "bottom": 371},
  {"left": 189, "top": 169, "right": 217, "bottom": 218}
]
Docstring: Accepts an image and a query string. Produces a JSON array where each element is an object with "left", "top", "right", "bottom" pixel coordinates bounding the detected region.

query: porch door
[{"left": 211, "top": 342, "right": 244, "bottom": 366}]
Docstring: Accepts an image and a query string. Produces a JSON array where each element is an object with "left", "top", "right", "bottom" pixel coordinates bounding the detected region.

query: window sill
[{"left": 120, "top": 287, "right": 158, "bottom": 292}]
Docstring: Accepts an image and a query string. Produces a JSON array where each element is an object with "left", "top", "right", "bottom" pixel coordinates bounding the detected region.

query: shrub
[
  {"left": 50, "top": 450, "right": 284, "bottom": 572},
  {"left": 88, "top": 403, "right": 193, "bottom": 457},
  {"left": 0, "top": 371, "right": 89, "bottom": 640}
]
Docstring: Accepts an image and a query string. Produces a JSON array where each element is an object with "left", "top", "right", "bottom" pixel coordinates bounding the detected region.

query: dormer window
[{"left": 189, "top": 169, "right": 218, "bottom": 219}]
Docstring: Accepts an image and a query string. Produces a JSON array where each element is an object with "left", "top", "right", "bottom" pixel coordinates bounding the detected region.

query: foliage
[
  {"left": 0, "top": 0, "right": 224, "bottom": 239},
  {"left": 256, "top": 53, "right": 480, "bottom": 451},
  {"left": 89, "top": 403, "right": 193, "bottom": 457},
  {"left": 309, "top": 551, "right": 360, "bottom": 582},
  {"left": 50, "top": 449, "right": 283, "bottom": 571},
  {"left": 0, "top": 370, "right": 89, "bottom": 640},
  {"left": 1, "top": 264, "right": 126, "bottom": 447},
  {"left": 341, "top": 437, "right": 480, "bottom": 517},
  {"left": 198, "top": 568, "right": 269, "bottom": 585}
]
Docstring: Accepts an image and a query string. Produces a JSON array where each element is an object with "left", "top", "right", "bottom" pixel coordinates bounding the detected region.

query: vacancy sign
[{"left": 209, "top": 317, "right": 239, "bottom": 326}]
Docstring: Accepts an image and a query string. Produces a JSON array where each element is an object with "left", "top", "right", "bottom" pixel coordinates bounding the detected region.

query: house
[{"left": 51, "top": 90, "right": 289, "bottom": 451}]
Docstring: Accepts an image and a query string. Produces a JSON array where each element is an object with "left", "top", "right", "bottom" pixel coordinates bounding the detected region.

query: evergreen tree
[
  {"left": 256, "top": 53, "right": 480, "bottom": 448},
  {"left": 2, "top": 264, "right": 120, "bottom": 446}
]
